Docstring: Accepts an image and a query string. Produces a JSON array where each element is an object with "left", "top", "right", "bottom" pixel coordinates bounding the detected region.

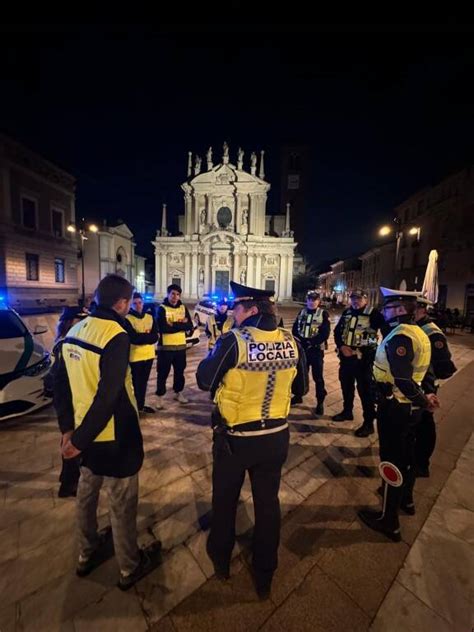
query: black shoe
[
  {"left": 291, "top": 396, "right": 303, "bottom": 406},
  {"left": 117, "top": 540, "right": 162, "bottom": 591},
  {"left": 206, "top": 540, "right": 230, "bottom": 581},
  {"left": 58, "top": 483, "right": 78, "bottom": 498},
  {"left": 314, "top": 402, "right": 324, "bottom": 416},
  {"left": 376, "top": 486, "right": 415, "bottom": 515},
  {"left": 76, "top": 526, "right": 114, "bottom": 577},
  {"left": 415, "top": 465, "right": 430, "bottom": 478},
  {"left": 357, "top": 509, "right": 401, "bottom": 542},
  {"left": 253, "top": 571, "right": 273, "bottom": 600},
  {"left": 141, "top": 405, "right": 155, "bottom": 414},
  {"left": 354, "top": 423, "right": 374, "bottom": 437},
  {"left": 332, "top": 410, "right": 354, "bottom": 422}
]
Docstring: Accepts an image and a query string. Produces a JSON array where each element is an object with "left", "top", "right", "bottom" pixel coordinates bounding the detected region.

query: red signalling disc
[{"left": 379, "top": 461, "right": 403, "bottom": 487}]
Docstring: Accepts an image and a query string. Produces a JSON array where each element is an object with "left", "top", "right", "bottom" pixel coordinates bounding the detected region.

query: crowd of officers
[{"left": 51, "top": 273, "right": 456, "bottom": 598}]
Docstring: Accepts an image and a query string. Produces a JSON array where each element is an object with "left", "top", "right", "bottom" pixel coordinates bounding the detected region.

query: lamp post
[{"left": 67, "top": 220, "right": 98, "bottom": 307}]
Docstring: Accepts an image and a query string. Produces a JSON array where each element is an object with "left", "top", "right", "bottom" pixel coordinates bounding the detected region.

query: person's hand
[
  {"left": 62, "top": 439, "right": 81, "bottom": 460},
  {"left": 425, "top": 393, "right": 441, "bottom": 413},
  {"left": 60, "top": 431, "right": 73, "bottom": 448},
  {"left": 340, "top": 345, "right": 353, "bottom": 358}
]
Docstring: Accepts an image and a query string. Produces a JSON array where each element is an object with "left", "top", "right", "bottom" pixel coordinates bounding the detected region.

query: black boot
[
  {"left": 291, "top": 396, "right": 303, "bottom": 406},
  {"left": 400, "top": 466, "right": 416, "bottom": 516},
  {"left": 354, "top": 421, "right": 374, "bottom": 437},
  {"left": 332, "top": 410, "right": 354, "bottom": 422},
  {"left": 376, "top": 483, "right": 415, "bottom": 515},
  {"left": 253, "top": 570, "right": 273, "bottom": 600},
  {"left": 206, "top": 538, "right": 230, "bottom": 581},
  {"left": 314, "top": 401, "right": 324, "bottom": 416},
  {"left": 358, "top": 483, "right": 403, "bottom": 542}
]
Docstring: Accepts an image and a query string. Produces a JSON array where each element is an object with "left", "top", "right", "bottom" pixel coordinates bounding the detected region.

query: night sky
[{"left": 1, "top": 23, "right": 473, "bottom": 267}]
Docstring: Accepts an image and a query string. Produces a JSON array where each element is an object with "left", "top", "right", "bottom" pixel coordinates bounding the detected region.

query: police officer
[
  {"left": 333, "top": 288, "right": 386, "bottom": 437},
  {"left": 414, "top": 296, "right": 457, "bottom": 476},
  {"left": 155, "top": 284, "right": 194, "bottom": 409},
  {"left": 358, "top": 287, "right": 439, "bottom": 542},
  {"left": 196, "top": 281, "right": 308, "bottom": 599},
  {"left": 54, "top": 274, "right": 161, "bottom": 589},
  {"left": 126, "top": 292, "right": 158, "bottom": 414},
  {"left": 291, "top": 290, "right": 330, "bottom": 416},
  {"left": 205, "top": 299, "right": 234, "bottom": 351}
]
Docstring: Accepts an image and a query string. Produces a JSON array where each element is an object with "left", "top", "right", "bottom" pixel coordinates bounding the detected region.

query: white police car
[
  {"left": 0, "top": 303, "right": 52, "bottom": 421},
  {"left": 192, "top": 297, "right": 234, "bottom": 327}
]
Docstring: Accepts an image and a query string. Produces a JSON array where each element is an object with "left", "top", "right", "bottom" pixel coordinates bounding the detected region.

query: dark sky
[{"left": 1, "top": 23, "right": 473, "bottom": 267}]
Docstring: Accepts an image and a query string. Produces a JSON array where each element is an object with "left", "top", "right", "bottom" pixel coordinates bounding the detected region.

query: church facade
[{"left": 153, "top": 143, "right": 296, "bottom": 302}]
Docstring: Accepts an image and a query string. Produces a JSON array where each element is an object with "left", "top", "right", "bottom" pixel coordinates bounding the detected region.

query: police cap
[
  {"left": 380, "top": 287, "right": 421, "bottom": 307},
  {"left": 306, "top": 290, "right": 320, "bottom": 300},
  {"left": 350, "top": 288, "right": 368, "bottom": 298},
  {"left": 230, "top": 281, "right": 275, "bottom": 304}
]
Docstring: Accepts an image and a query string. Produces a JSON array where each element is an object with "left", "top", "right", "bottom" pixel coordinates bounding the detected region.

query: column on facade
[
  {"left": 249, "top": 195, "right": 256, "bottom": 235},
  {"left": 278, "top": 253, "right": 287, "bottom": 301},
  {"left": 286, "top": 253, "right": 294, "bottom": 299},
  {"left": 184, "top": 252, "right": 191, "bottom": 296},
  {"left": 154, "top": 252, "right": 161, "bottom": 297},
  {"left": 191, "top": 251, "right": 198, "bottom": 298},
  {"left": 206, "top": 194, "right": 213, "bottom": 228},
  {"left": 233, "top": 250, "right": 240, "bottom": 282},
  {"left": 194, "top": 195, "right": 200, "bottom": 234},
  {"left": 161, "top": 252, "right": 167, "bottom": 296},
  {"left": 204, "top": 250, "right": 211, "bottom": 296},
  {"left": 247, "top": 251, "right": 254, "bottom": 286},
  {"left": 235, "top": 193, "right": 241, "bottom": 233},
  {"left": 184, "top": 195, "right": 191, "bottom": 235},
  {"left": 254, "top": 254, "right": 262, "bottom": 289}
]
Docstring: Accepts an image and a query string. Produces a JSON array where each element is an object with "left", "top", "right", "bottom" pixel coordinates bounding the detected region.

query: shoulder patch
[
  {"left": 434, "top": 340, "right": 445, "bottom": 349},
  {"left": 396, "top": 346, "right": 407, "bottom": 357}
]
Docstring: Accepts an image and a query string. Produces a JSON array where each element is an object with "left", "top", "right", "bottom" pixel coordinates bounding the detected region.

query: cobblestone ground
[{"left": 1, "top": 307, "right": 473, "bottom": 631}]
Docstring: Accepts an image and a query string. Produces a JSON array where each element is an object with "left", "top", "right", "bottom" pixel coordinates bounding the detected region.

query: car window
[
  {"left": 0, "top": 311, "right": 29, "bottom": 339},
  {"left": 199, "top": 300, "right": 215, "bottom": 309}
]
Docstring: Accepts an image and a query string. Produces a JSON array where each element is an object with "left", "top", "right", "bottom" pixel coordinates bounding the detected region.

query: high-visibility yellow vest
[
  {"left": 126, "top": 312, "right": 156, "bottom": 362},
  {"left": 207, "top": 314, "right": 234, "bottom": 350},
  {"left": 215, "top": 326, "right": 299, "bottom": 426},
  {"left": 295, "top": 308, "right": 325, "bottom": 350},
  {"left": 160, "top": 304, "right": 187, "bottom": 350},
  {"left": 342, "top": 307, "right": 378, "bottom": 347},
  {"left": 62, "top": 316, "right": 138, "bottom": 441},
  {"left": 373, "top": 323, "right": 431, "bottom": 404}
]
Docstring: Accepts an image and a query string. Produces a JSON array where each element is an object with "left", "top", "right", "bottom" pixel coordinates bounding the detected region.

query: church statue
[
  {"left": 240, "top": 269, "right": 246, "bottom": 284},
  {"left": 206, "top": 146, "right": 212, "bottom": 163},
  {"left": 242, "top": 209, "right": 248, "bottom": 225},
  {"left": 237, "top": 147, "right": 244, "bottom": 169},
  {"left": 195, "top": 155, "right": 202, "bottom": 174},
  {"left": 250, "top": 151, "right": 257, "bottom": 168},
  {"left": 199, "top": 268, "right": 204, "bottom": 283},
  {"left": 200, "top": 209, "right": 206, "bottom": 225},
  {"left": 223, "top": 141, "right": 229, "bottom": 162}
]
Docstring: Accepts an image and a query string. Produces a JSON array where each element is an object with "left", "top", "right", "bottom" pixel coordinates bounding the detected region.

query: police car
[
  {"left": 192, "top": 297, "right": 234, "bottom": 327},
  {"left": 0, "top": 302, "right": 52, "bottom": 421}
]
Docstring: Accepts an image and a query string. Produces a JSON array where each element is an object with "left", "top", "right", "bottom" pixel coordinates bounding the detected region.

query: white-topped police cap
[
  {"left": 230, "top": 281, "right": 275, "bottom": 304},
  {"left": 306, "top": 290, "right": 320, "bottom": 299},
  {"left": 380, "top": 287, "right": 422, "bottom": 306}
]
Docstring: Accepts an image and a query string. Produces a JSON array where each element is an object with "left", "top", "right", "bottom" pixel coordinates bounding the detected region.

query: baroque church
[{"left": 153, "top": 143, "right": 297, "bottom": 301}]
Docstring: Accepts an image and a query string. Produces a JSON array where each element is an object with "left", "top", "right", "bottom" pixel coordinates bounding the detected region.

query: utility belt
[
  {"left": 375, "top": 383, "right": 421, "bottom": 412},
  {"left": 211, "top": 408, "right": 288, "bottom": 437}
]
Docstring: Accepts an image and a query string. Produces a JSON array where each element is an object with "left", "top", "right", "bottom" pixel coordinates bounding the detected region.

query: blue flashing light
[
  {"left": 144, "top": 294, "right": 154, "bottom": 301},
  {"left": 211, "top": 295, "right": 219, "bottom": 299}
]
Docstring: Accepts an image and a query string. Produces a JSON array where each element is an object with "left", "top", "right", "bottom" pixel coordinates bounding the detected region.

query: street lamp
[
  {"left": 378, "top": 225, "right": 392, "bottom": 237},
  {"left": 408, "top": 226, "right": 421, "bottom": 240},
  {"left": 68, "top": 221, "right": 99, "bottom": 307}
]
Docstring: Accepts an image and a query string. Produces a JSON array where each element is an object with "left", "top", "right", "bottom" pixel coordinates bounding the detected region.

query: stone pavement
[{"left": 0, "top": 308, "right": 473, "bottom": 631}]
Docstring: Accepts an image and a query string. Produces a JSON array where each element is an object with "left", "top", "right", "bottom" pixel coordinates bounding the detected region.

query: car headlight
[{"left": 24, "top": 354, "right": 51, "bottom": 377}]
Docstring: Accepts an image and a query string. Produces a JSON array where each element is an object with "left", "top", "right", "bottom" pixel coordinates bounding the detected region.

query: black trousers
[
  {"left": 208, "top": 427, "right": 289, "bottom": 577},
  {"left": 305, "top": 348, "right": 327, "bottom": 403},
  {"left": 156, "top": 349, "right": 186, "bottom": 396},
  {"left": 130, "top": 359, "right": 154, "bottom": 410},
  {"left": 377, "top": 399, "right": 421, "bottom": 510},
  {"left": 414, "top": 410, "right": 437, "bottom": 470},
  {"left": 338, "top": 353, "right": 376, "bottom": 422}
]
